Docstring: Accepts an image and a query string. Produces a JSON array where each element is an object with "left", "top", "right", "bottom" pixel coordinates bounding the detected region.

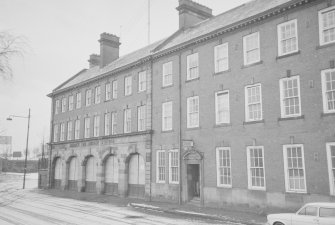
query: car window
[
  {"left": 298, "top": 206, "right": 318, "bottom": 216},
  {"left": 319, "top": 208, "right": 335, "bottom": 218}
]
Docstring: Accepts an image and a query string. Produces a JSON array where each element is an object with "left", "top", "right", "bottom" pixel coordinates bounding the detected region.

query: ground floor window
[
  {"left": 156, "top": 150, "right": 166, "bottom": 183},
  {"left": 216, "top": 147, "right": 231, "bottom": 187},
  {"left": 169, "top": 150, "right": 179, "bottom": 184},
  {"left": 327, "top": 143, "right": 335, "bottom": 195},
  {"left": 247, "top": 146, "right": 265, "bottom": 190}
]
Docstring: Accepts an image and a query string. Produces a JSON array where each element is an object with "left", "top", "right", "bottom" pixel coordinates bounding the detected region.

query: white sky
[{"left": 0, "top": 0, "right": 249, "bottom": 154}]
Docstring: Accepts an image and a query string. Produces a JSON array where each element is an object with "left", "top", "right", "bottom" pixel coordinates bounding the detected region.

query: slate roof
[{"left": 53, "top": 0, "right": 299, "bottom": 94}]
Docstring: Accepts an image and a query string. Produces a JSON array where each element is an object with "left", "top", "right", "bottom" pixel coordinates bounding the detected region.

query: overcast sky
[{"left": 0, "top": 0, "right": 249, "bottom": 155}]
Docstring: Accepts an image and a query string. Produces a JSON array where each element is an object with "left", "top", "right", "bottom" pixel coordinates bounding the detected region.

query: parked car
[{"left": 267, "top": 202, "right": 335, "bottom": 225}]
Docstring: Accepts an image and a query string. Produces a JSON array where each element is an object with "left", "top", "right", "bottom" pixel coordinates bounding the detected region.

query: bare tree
[{"left": 0, "top": 31, "right": 27, "bottom": 79}]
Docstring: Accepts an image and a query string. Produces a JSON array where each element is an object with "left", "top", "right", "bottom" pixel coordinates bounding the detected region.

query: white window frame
[
  {"left": 243, "top": 32, "right": 260, "bottom": 66},
  {"left": 86, "top": 89, "right": 92, "bottom": 106},
  {"left": 104, "top": 113, "right": 110, "bottom": 136},
  {"left": 279, "top": 76, "right": 302, "bottom": 118},
  {"left": 214, "top": 42, "right": 229, "bottom": 73},
  {"left": 137, "top": 105, "right": 146, "bottom": 132},
  {"left": 93, "top": 115, "right": 100, "bottom": 137},
  {"left": 246, "top": 146, "right": 266, "bottom": 191},
  {"left": 283, "top": 144, "right": 307, "bottom": 193},
  {"left": 61, "top": 98, "right": 66, "bottom": 113},
  {"left": 216, "top": 147, "right": 232, "bottom": 188},
  {"left": 84, "top": 117, "right": 90, "bottom": 138},
  {"left": 95, "top": 86, "right": 101, "bottom": 104},
  {"left": 111, "top": 112, "right": 117, "bottom": 135},
  {"left": 162, "top": 61, "right": 173, "bottom": 87},
  {"left": 68, "top": 95, "right": 74, "bottom": 111},
  {"left": 67, "top": 121, "right": 73, "bottom": 141},
  {"left": 245, "top": 84, "right": 263, "bottom": 122},
  {"left": 53, "top": 124, "right": 59, "bottom": 142},
  {"left": 124, "top": 109, "right": 131, "bottom": 133},
  {"left": 105, "top": 83, "right": 111, "bottom": 101},
  {"left": 321, "top": 68, "right": 335, "bottom": 113},
  {"left": 112, "top": 80, "right": 118, "bottom": 99},
  {"left": 74, "top": 119, "right": 80, "bottom": 140},
  {"left": 76, "top": 92, "right": 81, "bottom": 109},
  {"left": 138, "top": 71, "right": 147, "bottom": 92},
  {"left": 162, "top": 101, "right": 173, "bottom": 131},
  {"left": 215, "top": 90, "right": 230, "bottom": 125},
  {"left": 277, "top": 19, "right": 299, "bottom": 56},
  {"left": 187, "top": 96, "right": 199, "bottom": 128},
  {"left": 156, "top": 150, "right": 166, "bottom": 183},
  {"left": 125, "top": 76, "right": 132, "bottom": 96},
  {"left": 55, "top": 100, "right": 60, "bottom": 115},
  {"left": 318, "top": 6, "right": 335, "bottom": 46},
  {"left": 186, "top": 53, "right": 199, "bottom": 80},
  {"left": 60, "top": 123, "right": 65, "bottom": 141},
  {"left": 326, "top": 142, "right": 335, "bottom": 196},
  {"left": 169, "top": 150, "right": 179, "bottom": 184}
]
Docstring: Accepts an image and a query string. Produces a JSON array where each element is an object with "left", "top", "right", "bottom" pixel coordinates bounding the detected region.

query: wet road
[{"left": 0, "top": 173, "right": 243, "bottom": 225}]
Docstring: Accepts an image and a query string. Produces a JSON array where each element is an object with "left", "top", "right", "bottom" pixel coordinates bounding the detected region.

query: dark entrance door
[{"left": 187, "top": 164, "right": 200, "bottom": 200}]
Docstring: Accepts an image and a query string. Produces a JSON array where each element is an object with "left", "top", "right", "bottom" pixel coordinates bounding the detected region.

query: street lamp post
[{"left": 7, "top": 108, "right": 31, "bottom": 189}]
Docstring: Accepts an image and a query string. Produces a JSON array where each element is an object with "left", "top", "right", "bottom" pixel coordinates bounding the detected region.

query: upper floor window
[
  {"left": 243, "top": 32, "right": 260, "bottom": 65},
  {"left": 67, "top": 121, "right": 73, "bottom": 141},
  {"left": 186, "top": 53, "right": 199, "bottom": 80},
  {"left": 279, "top": 76, "right": 301, "bottom": 118},
  {"left": 86, "top": 89, "right": 92, "bottom": 106},
  {"left": 61, "top": 98, "right": 67, "bottom": 113},
  {"left": 245, "top": 84, "right": 262, "bottom": 122},
  {"left": 74, "top": 119, "right": 80, "bottom": 140},
  {"left": 214, "top": 43, "right": 229, "bottom": 73},
  {"left": 124, "top": 109, "right": 131, "bottom": 133},
  {"left": 277, "top": 19, "right": 298, "bottom": 56},
  {"left": 60, "top": 123, "right": 65, "bottom": 141},
  {"left": 216, "top": 147, "right": 232, "bottom": 187},
  {"left": 283, "top": 144, "right": 306, "bottom": 193},
  {"left": 215, "top": 90, "right": 230, "bottom": 125},
  {"left": 93, "top": 115, "right": 100, "bottom": 137},
  {"left": 162, "top": 101, "right": 173, "bottom": 131},
  {"left": 162, "top": 61, "right": 173, "bottom": 87},
  {"left": 187, "top": 96, "right": 199, "bottom": 128},
  {"left": 84, "top": 117, "right": 90, "bottom": 138},
  {"left": 105, "top": 83, "right": 111, "bottom": 101},
  {"left": 53, "top": 124, "right": 59, "bottom": 142},
  {"left": 104, "top": 113, "right": 110, "bottom": 136},
  {"left": 137, "top": 105, "right": 146, "bottom": 132},
  {"left": 76, "top": 92, "right": 81, "bottom": 109},
  {"left": 247, "top": 146, "right": 266, "bottom": 190},
  {"left": 95, "top": 86, "right": 101, "bottom": 104},
  {"left": 68, "top": 95, "right": 74, "bottom": 111},
  {"left": 112, "top": 80, "right": 118, "bottom": 99},
  {"left": 321, "top": 68, "right": 335, "bottom": 113},
  {"left": 55, "top": 100, "right": 60, "bottom": 115},
  {"left": 111, "top": 112, "right": 117, "bottom": 135},
  {"left": 319, "top": 6, "right": 335, "bottom": 46},
  {"left": 125, "top": 76, "right": 132, "bottom": 96},
  {"left": 138, "top": 71, "right": 147, "bottom": 92}
]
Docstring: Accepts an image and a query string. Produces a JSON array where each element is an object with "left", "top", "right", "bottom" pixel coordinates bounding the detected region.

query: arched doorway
[
  {"left": 54, "top": 157, "right": 62, "bottom": 189},
  {"left": 104, "top": 155, "right": 119, "bottom": 195},
  {"left": 68, "top": 157, "right": 78, "bottom": 191},
  {"left": 128, "top": 154, "right": 145, "bottom": 198},
  {"left": 85, "top": 156, "right": 97, "bottom": 193}
]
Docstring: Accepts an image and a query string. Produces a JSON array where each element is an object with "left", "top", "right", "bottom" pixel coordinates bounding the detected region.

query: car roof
[{"left": 304, "top": 202, "right": 335, "bottom": 208}]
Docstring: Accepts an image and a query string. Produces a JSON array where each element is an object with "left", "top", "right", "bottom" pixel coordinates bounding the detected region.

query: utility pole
[
  {"left": 23, "top": 108, "right": 31, "bottom": 189},
  {"left": 148, "top": 0, "right": 150, "bottom": 45}
]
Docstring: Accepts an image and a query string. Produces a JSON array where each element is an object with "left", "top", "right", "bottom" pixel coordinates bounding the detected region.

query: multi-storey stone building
[{"left": 48, "top": 0, "right": 335, "bottom": 209}]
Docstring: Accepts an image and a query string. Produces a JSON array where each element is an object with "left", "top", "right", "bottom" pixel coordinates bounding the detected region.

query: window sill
[
  {"left": 161, "top": 129, "right": 174, "bottom": 133},
  {"left": 185, "top": 77, "right": 200, "bottom": 83},
  {"left": 243, "top": 119, "right": 265, "bottom": 125},
  {"left": 213, "top": 69, "right": 231, "bottom": 76},
  {"left": 276, "top": 50, "right": 301, "bottom": 60},
  {"left": 214, "top": 123, "right": 232, "bottom": 128},
  {"left": 249, "top": 187, "right": 266, "bottom": 191},
  {"left": 241, "top": 60, "right": 263, "bottom": 69},
  {"left": 321, "top": 112, "right": 335, "bottom": 118},
  {"left": 316, "top": 42, "right": 335, "bottom": 50},
  {"left": 186, "top": 126, "right": 201, "bottom": 131},
  {"left": 285, "top": 190, "right": 307, "bottom": 194},
  {"left": 217, "top": 185, "right": 232, "bottom": 189},
  {"left": 162, "top": 84, "right": 173, "bottom": 89},
  {"left": 278, "top": 115, "right": 304, "bottom": 122}
]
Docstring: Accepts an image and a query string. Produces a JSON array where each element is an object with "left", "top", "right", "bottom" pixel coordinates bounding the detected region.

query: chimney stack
[
  {"left": 88, "top": 54, "right": 100, "bottom": 68},
  {"left": 99, "top": 33, "right": 121, "bottom": 68},
  {"left": 176, "top": 0, "right": 212, "bottom": 30}
]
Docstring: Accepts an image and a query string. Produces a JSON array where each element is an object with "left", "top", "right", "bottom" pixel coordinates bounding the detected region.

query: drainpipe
[
  {"left": 48, "top": 97, "right": 55, "bottom": 189},
  {"left": 178, "top": 52, "right": 182, "bottom": 205},
  {"left": 149, "top": 57, "right": 153, "bottom": 202}
]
